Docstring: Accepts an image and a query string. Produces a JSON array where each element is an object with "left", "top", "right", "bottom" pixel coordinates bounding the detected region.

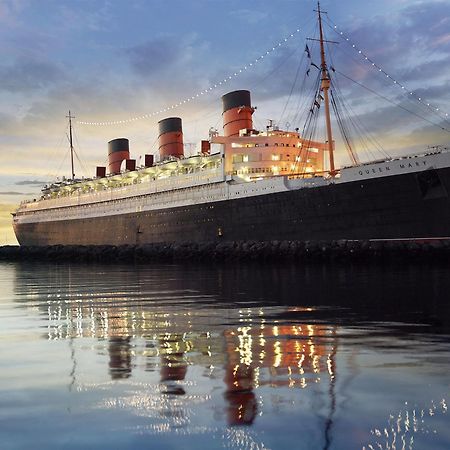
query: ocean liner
[{"left": 12, "top": 4, "right": 450, "bottom": 246}]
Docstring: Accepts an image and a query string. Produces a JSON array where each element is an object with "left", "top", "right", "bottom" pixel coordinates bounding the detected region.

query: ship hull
[{"left": 13, "top": 166, "right": 450, "bottom": 246}]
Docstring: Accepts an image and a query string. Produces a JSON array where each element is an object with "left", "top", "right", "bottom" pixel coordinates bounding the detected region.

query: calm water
[{"left": 0, "top": 261, "right": 449, "bottom": 450}]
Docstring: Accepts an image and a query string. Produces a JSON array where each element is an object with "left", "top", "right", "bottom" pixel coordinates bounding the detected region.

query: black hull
[{"left": 14, "top": 168, "right": 450, "bottom": 246}]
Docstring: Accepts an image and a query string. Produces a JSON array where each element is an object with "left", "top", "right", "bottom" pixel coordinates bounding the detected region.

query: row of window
[
  {"left": 234, "top": 167, "right": 294, "bottom": 175},
  {"left": 239, "top": 143, "right": 300, "bottom": 148},
  {"left": 20, "top": 180, "right": 282, "bottom": 223},
  {"left": 233, "top": 155, "right": 314, "bottom": 164},
  {"left": 23, "top": 185, "right": 225, "bottom": 220}
]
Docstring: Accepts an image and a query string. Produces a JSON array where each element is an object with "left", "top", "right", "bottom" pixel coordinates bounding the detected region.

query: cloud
[
  {"left": 0, "top": 0, "right": 28, "bottom": 25},
  {"left": 56, "top": 3, "right": 112, "bottom": 32},
  {"left": 126, "top": 36, "right": 184, "bottom": 76},
  {"left": 0, "top": 58, "right": 66, "bottom": 93},
  {"left": 0, "top": 202, "right": 18, "bottom": 245},
  {"left": 0, "top": 201, "right": 16, "bottom": 211},
  {"left": 15, "top": 180, "right": 46, "bottom": 186},
  {"left": 0, "top": 191, "right": 34, "bottom": 195},
  {"left": 0, "top": 202, "right": 17, "bottom": 219},
  {"left": 402, "top": 1, "right": 450, "bottom": 49},
  {"left": 0, "top": 0, "right": 449, "bottom": 186},
  {"left": 0, "top": 111, "right": 16, "bottom": 131},
  {"left": 340, "top": 1, "right": 450, "bottom": 76},
  {"left": 228, "top": 9, "right": 269, "bottom": 25},
  {"left": 124, "top": 32, "right": 210, "bottom": 94},
  {"left": 399, "top": 57, "right": 450, "bottom": 85}
]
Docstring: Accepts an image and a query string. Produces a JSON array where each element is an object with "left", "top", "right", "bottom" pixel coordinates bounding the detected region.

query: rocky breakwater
[{"left": 1, "top": 239, "right": 450, "bottom": 263}]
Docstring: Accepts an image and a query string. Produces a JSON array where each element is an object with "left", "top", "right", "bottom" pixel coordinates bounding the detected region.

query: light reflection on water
[{"left": 0, "top": 262, "right": 449, "bottom": 450}]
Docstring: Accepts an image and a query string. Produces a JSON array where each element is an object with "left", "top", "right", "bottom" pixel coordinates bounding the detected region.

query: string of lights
[
  {"left": 326, "top": 18, "right": 450, "bottom": 124},
  {"left": 77, "top": 28, "right": 302, "bottom": 126}
]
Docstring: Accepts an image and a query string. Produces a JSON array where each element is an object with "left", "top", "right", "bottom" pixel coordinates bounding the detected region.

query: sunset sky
[{"left": 1, "top": 0, "right": 450, "bottom": 244}]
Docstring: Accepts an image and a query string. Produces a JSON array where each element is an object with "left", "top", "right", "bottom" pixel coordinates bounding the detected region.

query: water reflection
[
  {"left": 109, "top": 336, "right": 133, "bottom": 380},
  {"left": 45, "top": 299, "right": 338, "bottom": 426},
  {"left": 5, "top": 261, "right": 450, "bottom": 449},
  {"left": 363, "top": 399, "right": 449, "bottom": 450}
]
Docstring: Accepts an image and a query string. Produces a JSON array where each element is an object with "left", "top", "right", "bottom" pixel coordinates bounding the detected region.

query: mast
[
  {"left": 67, "top": 110, "right": 75, "bottom": 180},
  {"left": 316, "top": 2, "right": 335, "bottom": 175}
]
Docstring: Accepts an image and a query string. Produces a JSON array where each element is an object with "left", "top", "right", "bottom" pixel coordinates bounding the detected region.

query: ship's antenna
[
  {"left": 66, "top": 110, "right": 76, "bottom": 180},
  {"left": 314, "top": 2, "right": 337, "bottom": 175}
]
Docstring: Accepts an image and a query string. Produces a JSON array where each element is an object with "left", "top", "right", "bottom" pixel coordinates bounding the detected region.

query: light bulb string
[
  {"left": 325, "top": 17, "right": 450, "bottom": 124},
  {"left": 77, "top": 28, "right": 302, "bottom": 126}
]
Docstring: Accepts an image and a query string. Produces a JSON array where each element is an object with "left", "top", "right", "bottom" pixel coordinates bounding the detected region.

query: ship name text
[{"left": 358, "top": 159, "right": 427, "bottom": 176}]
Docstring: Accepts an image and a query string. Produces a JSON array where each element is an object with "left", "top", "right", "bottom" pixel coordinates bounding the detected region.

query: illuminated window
[{"left": 271, "top": 154, "right": 280, "bottom": 161}]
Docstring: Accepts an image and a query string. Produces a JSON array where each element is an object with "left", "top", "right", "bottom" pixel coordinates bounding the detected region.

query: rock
[{"left": 2, "top": 238, "right": 450, "bottom": 262}]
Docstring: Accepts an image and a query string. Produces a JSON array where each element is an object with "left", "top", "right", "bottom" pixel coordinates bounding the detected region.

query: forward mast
[{"left": 67, "top": 110, "right": 76, "bottom": 180}]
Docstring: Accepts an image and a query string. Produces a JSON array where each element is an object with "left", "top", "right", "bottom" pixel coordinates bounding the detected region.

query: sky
[{"left": 1, "top": 0, "right": 450, "bottom": 244}]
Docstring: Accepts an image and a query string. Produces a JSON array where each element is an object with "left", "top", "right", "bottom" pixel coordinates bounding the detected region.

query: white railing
[{"left": 21, "top": 167, "right": 224, "bottom": 213}]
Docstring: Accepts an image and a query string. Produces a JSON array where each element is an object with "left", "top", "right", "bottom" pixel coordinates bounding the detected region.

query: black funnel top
[
  {"left": 108, "top": 138, "right": 129, "bottom": 154},
  {"left": 222, "top": 90, "right": 251, "bottom": 113},
  {"left": 158, "top": 117, "right": 182, "bottom": 136}
]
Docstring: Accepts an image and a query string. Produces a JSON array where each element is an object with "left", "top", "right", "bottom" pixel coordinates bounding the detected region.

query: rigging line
[
  {"left": 330, "top": 72, "right": 390, "bottom": 159},
  {"left": 303, "top": 112, "right": 320, "bottom": 172},
  {"left": 176, "top": 41, "right": 301, "bottom": 129},
  {"left": 278, "top": 17, "right": 317, "bottom": 127},
  {"left": 290, "top": 22, "right": 321, "bottom": 129},
  {"left": 324, "top": 23, "right": 440, "bottom": 132},
  {"left": 324, "top": 17, "right": 450, "bottom": 125},
  {"left": 72, "top": 132, "right": 90, "bottom": 177},
  {"left": 252, "top": 41, "right": 303, "bottom": 88},
  {"left": 299, "top": 72, "right": 321, "bottom": 141},
  {"left": 322, "top": 42, "right": 365, "bottom": 164},
  {"left": 233, "top": 40, "right": 304, "bottom": 132},
  {"left": 291, "top": 60, "right": 321, "bottom": 130},
  {"left": 52, "top": 150, "right": 69, "bottom": 180},
  {"left": 44, "top": 123, "right": 70, "bottom": 181},
  {"left": 330, "top": 72, "right": 390, "bottom": 161},
  {"left": 289, "top": 75, "right": 315, "bottom": 129},
  {"left": 78, "top": 27, "right": 303, "bottom": 126},
  {"left": 339, "top": 94, "right": 387, "bottom": 161},
  {"left": 278, "top": 47, "right": 306, "bottom": 126},
  {"left": 303, "top": 75, "right": 322, "bottom": 135},
  {"left": 332, "top": 89, "right": 377, "bottom": 162},
  {"left": 73, "top": 148, "right": 91, "bottom": 179},
  {"left": 292, "top": 74, "right": 321, "bottom": 174},
  {"left": 335, "top": 70, "right": 450, "bottom": 133},
  {"left": 330, "top": 90, "right": 359, "bottom": 165}
]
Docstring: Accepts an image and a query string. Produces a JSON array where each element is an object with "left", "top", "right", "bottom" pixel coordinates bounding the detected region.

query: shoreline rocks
[{"left": 1, "top": 240, "right": 450, "bottom": 263}]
